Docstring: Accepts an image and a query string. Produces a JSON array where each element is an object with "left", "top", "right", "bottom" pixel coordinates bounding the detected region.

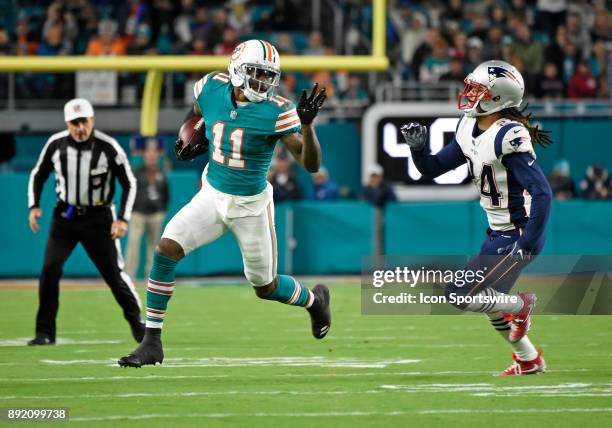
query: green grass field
[{"left": 2, "top": 280, "right": 612, "bottom": 427}]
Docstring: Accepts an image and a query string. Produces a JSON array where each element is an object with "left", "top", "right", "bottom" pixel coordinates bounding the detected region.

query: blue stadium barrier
[
  {"left": 2, "top": 167, "right": 611, "bottom": 278},
  {"left": 384, "top": 200, "right": 612, "bottom": 256},
  {"left": 3, "top": 116, "right": 612, "bottom": 277},
  {"left": 0, "top": 172, "right": 373, "bottom": 277}
]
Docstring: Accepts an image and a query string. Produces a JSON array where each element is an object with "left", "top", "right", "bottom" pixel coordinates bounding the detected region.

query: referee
[{"left": 27, "top": 98, "right": 144, "bottom": 346}]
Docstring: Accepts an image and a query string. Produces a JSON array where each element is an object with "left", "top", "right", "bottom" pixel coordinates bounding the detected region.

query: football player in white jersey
[{"left": 401, "top": 60, "right": 553, "bottom": 376}]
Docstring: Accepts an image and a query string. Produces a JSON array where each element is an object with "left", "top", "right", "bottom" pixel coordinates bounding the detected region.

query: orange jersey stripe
[
  {"left": 275, "top": 119, "right": 301, "bottom": 131},
  {"left": 277, "top": 109, "right": 297, "bottom": 121}
]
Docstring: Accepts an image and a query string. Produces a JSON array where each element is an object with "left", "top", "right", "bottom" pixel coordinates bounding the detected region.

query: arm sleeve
[
  {"left": 410, "top": 138, "right": 466, "bottom": 178},
  {"left": 28, "top": 140, "right": 56, "bottom": 208},
  {"left": 503, "top": 152, "right": 553, "bottom": 250},
  {"left": 109, "top": 145, "right": 137, "bottom": 222}
]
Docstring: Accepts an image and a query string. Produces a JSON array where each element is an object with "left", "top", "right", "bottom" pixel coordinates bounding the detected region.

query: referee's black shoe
[
  {"left": 27, "top": 333, "right": 55, "bottom": 346},
  {"left": 307, "top": 284, "right": 331, "bottom": 339},
  {"left": 118, "top": 328, "right": 164, "bottom": 368}
]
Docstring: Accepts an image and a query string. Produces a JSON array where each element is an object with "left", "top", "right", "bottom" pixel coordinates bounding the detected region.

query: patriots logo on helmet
[{"left": 488, "top": 66, "right": 518, "bottom": 82}]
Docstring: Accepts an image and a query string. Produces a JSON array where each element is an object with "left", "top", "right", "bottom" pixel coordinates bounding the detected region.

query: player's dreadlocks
[{"left": 500, "top": 105, "right": 553, "bottom": 148}]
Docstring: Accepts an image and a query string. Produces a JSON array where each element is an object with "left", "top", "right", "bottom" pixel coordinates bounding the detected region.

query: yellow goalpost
[{"left": 0, "top": 0, "right": 388, "bottom": 136}]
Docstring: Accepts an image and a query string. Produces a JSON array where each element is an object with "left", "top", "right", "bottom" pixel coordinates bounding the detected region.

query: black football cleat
[
  {"left": 118, "top": 328, "right": 164, "bottom": 368},
  {"left": 27, "top": 334, "right": 55, "bottom": 346},
  {"left": 307, "top": 284, "right": 331, "bottom": 339},
  {"left": 129, "top": 319, "right": 146, "bottom": 343}
]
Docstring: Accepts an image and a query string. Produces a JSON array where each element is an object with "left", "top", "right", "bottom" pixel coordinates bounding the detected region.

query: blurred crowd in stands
[
  {"left": 0, "top": 0, "right": 610, "bottom": 103},
  {"left": 548, "top": 159, "right": 612, "bottom": 200},
  {"left": 387, "top": 0, "right": 611, "bottom": 99},
  {"left": 267, "top": 146, "right": 398, "bottom": 207},
  {"left": 0, "top": 0, "right": 371, "bottom": 104}
]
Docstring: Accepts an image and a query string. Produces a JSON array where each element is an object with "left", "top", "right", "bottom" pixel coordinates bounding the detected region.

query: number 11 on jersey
[{"left": 211, "top": 121, "right": 246, "bottom": 169}]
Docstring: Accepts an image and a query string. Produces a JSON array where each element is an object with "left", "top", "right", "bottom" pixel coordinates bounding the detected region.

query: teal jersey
[{"left": 193, "top": 71, "right": 301, "bottom": 196}]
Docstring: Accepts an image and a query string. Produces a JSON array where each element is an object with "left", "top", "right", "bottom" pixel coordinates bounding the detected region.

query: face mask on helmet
[
  {"left": 458, "top": 76, "right": 492, "bottom": 116},
  {"left": 239, "top": 63, "right": 280, "bottom": 102}
]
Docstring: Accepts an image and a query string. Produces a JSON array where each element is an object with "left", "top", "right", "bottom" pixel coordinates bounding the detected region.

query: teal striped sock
[
  {"left": 145, "top": 253, "right": 178, "bottom": 329},
  {"left": 263, "top": 275, "right": 315, "bottom": 308}
]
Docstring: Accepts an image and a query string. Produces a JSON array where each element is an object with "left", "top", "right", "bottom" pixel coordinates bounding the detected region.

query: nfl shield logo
[{"left": 230, "top": 110, "right": 237, "bottom": 120}]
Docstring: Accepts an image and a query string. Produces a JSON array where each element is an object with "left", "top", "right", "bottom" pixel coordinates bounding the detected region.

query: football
[{"left": 177, "top": 116, "right": 209, "bottom": 152}]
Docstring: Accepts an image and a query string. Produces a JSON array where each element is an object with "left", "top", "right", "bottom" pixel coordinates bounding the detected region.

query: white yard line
[
  {"left": 5, "top": 382, "right": 612, "bottom": 401},
  {"left": 0, "top": 390, "right": 383, "bottom": 401},
  {"left": 0, "top": 338, "right": 122, "bottom": 347},
  {"left": 418, "top": 408, "right": 612, "bottom": 415},
  {"left": 476, "top": 393, "right": 612, "bottom": 397},
  {"left": 381, "top": 382, "right": 612, "bottom": 397},
  {"left": 0, "top": 374, "right": 228, "bottom": 383},
  {"left": 36, "top": 356, "right": 421, "bottom": 369},
  {"left": 0, "top": 368, "right": 595, "bottom": 383},
  {"left": 68, "top": 408, "right": 612, "bottom": 422}
]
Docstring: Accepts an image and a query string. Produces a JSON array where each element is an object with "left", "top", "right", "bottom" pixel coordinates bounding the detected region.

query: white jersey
[{"left": 455, "top": 115, "right": 536, "bottom": 231}]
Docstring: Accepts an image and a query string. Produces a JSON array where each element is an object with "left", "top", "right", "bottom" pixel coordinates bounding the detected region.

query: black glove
[
  {"left": 497, "top": 241, "right": 532, "bottom": 262},
  {"left": 173, "top": 139, "right": 208, "bottom": 162},
  {"left": 297, "top": 83, "right": 327, "bottom": 125},
  {"left": 400, "top": 122, "right": 428, "bottom": 151}
]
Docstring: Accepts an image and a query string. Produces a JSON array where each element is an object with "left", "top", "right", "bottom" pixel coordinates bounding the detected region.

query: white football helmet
[
  {"left": 458, "top": 60, "right": 524, "bottom": 117},
  {"left": 228, "top": 39, "right": 281, "bottom": 102}
]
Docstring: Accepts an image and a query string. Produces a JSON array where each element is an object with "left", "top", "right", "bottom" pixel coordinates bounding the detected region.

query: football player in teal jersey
[{"left": 119, "top": 40, "right": 330, "bottom": 367}]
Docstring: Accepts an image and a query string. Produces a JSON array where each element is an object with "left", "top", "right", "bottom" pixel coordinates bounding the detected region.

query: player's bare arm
[
  {"left": 281, "top": 127, "right": 322, "bottom": 173},
  {"left": 282, "top": 84, "right": 327, "bottom": 173}
]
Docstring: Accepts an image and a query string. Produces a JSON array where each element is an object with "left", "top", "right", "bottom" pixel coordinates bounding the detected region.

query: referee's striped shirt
[{"left": 28, "top": 129, "right": 137, "bottom": 221}]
